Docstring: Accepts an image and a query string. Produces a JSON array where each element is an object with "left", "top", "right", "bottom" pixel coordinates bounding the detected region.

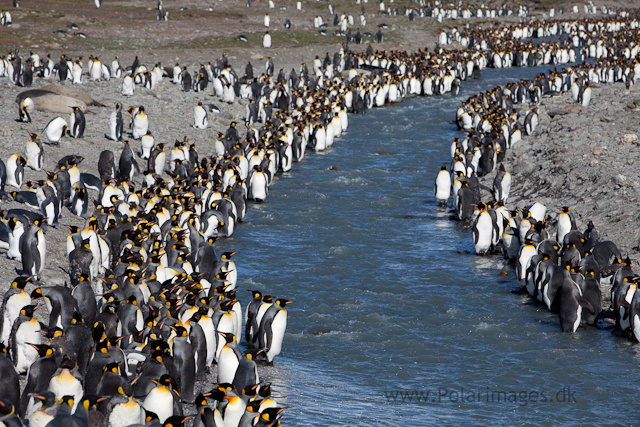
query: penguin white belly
[
  {"left": 49, "top": 372, "right": 83, "bottom": 411},
  {"left": 142, "top": 387, "right": 173, "bottom": 423},
  {"left": 109, "top": 399, "right": 143, "bottom": 427},
  {"left": 133, "top": 116, "right": 148, "bottom": 139},
  {"left": 217, "top": 345, "right": 240, "bottom": 384},
  {"left": 29, "top": 410, "right": 53, "bottom": 427},
  {"left": 15, "top": 318, "right": 41, "bottom": 373},
  {"left": 557, "top": 216, "right": 572, "bottom": 243},
  {"left": 314, "top": 128, "right": 326, "bottom": 151},
  {"left": 249, "top": 173, "right": 268, "bottom": 202},
  {"left": 2, "top": 292, "right": 30, "bottom": 344},
  {"left": 26, "top": 143, "right": 42, "bottom": 171},
  {"left": 122, "top": 76, "right": 134, "bottom": 96},
  {"left": 266, "top": 311, "right": 287, "bottom": 362},
  {"left": 472, "top": 212, "right": 493, "bottom": 255},
  {"left": 633, "top": 315, "right": 640, "bottom": 342},
  {"left": 573, "top": 306, "right": 582, "bottom": 333},
  {"left": 325, "top": 123, "right": 335, "bottom": 147},
  {"left": 435, "top": 171, "right": 451, "bottom": 201}
]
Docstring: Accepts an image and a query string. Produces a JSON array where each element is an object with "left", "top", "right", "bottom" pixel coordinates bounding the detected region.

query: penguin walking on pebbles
[
  {"left": 556, "top": 207, "right": 576, "bottom": 244},
  {"left": 25, "top": 132, "right": 44, "bottom": 171},
  {"left": 21, "top": 221, "right": 46, "bottom": 279},
  {"left": 119, "top": 141, "right": 139, "bottom": 181},
  {"left": 194, "top": 102, "right": 208, "bottom": 129},
  {"left": 44, "top": 117, "right": 68, "bottom": 144},
  {"left": 68, "top": 107, "right": 86, "bottom": 138}
]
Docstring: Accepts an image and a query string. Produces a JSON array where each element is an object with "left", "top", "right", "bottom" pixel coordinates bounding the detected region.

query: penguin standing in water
[
  {"left": 471, "top": 202, "right": 495, "bottom": 255},
  {"left": 579, "top": 268, "right": 601, "bottom": 325},
  {"left": 109, "top": 103, "right": 124, "bottom": 142},
  {"left": 68, "top": 107, "right": 86, "bottom": 138},
  {"left": 434, "top": 165, "right": 451, "bottom": 206},
  {"left": 194, "top": 102, "right": 208, "bottom": 129},
  {"left": 44, "top": 116, "right": 68, "bottom": 144},
  {"left": 6, "top": 154, "right": 26, "bottom": 188},
  {"left": 559, "top": 271, "right": 594, "bottom": 333},
  {"left": 257, "top": 298, "right": 291, "bottom": 363},
  {"left": 10, "top": 304, "right": 41, "bottom": 374},
  {"left": 248, "top": 165, "right": 268, "bottom": 202},
  {"left": 25, "top": 132, "right": 44, "bottom": 171}
]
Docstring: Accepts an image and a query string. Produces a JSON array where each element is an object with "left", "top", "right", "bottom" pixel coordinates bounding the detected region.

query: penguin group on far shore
[{"left": 435, "top": 21, "right": 640, "bottom": 335}]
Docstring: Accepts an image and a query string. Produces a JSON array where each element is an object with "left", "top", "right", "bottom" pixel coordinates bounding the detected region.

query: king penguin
[
  {"left": 257, "top": 298, "right": 291, "bottom": 363},
  {"left": 434, "top": 165, "right": 451, "bottom": 206},
  {"left": 10, "top": 304, "right": 41, "bottom": 374},
  {"left": 6, "top": 154, "right": 26, "bottom": 188},
  {"left": 25, "top": 132, "right": 44, "bottom": 171},
  {"left": 44, "top": 117, "right": 68, "bottom": 144},
  {"left": 0, "top": 344, "right": 19, "bottom": 410},
  {"left": 194, "top": 102, "right": 208, "bottom": 129},
  {"left": 68, "top": 107, "right": 86, "bottom": 138}
]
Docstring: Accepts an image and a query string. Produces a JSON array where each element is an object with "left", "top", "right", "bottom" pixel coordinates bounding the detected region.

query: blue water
[{"left": 216, "top": 65, "right": 640, "bottom": 425}]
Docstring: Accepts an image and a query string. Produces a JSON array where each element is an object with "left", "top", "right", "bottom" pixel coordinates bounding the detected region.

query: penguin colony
[
  {"left": 436, "top": 14, "right": 640, "bottom": 336},
  {"left": 0, "top": 4, "right": 636, "bottom": 426}
]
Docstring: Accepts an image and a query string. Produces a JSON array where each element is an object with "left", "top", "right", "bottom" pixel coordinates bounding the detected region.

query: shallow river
[{"left": 216, "top": 64, "right": 640, "bottom": 425}]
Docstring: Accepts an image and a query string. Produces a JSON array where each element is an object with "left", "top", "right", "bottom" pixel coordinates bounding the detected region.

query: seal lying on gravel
[{"left": 15, "top": 84, "right": 103, "bottom": 114}]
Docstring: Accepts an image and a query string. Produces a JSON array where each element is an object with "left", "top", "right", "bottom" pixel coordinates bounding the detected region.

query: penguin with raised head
[
  {"left": 434, "top": 165, "right": 450, "bottom": 206},
  {"left": 10, "top": 304, "right": 41, "bottom": 374},
  {"left": 44, "top": 117, "right": 68, "bottom": 144},
  {"left": 6, "top": 154, "right": 26, "bottom": 188},
  {"left": 613, "top": 275, "right": 637, "bottom": 332},
  {"left": 25, "top": 132, "right": 44, "bottom": 171},
  {"left": 171, "top": 326, "right": 196, "bottom": 403},
  {"left": 68, "top": 107, "right": 86, "bottom": 138}
]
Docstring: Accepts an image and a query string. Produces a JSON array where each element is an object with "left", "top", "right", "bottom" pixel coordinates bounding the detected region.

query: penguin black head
[
  {"left": 20, "top": 304, "right": 38, "bottom": 318},
  {"left": 218, "top": 331, "right": 235, "bottom": 344},
  {"left": 32, "top": 391, "right": 57, "bottom": 409},
  {"left": 276, "top": 298, "right": 293, "bottom": 307},
  {"left": 163, "top": 415, "right": 193, "bottom": 427},
  {"left": 103, "top": 362, "right": 120, "bottom": 375},
  {"left": 12, "top": 275, "right": 32, "bottom": 289},
  {"left": 29, "top": 343, "right": 54, "bottom": 358},
  {"left": 30, "top": 287, "right": 43, "bottom": 299},
  {"left": 560, "top": 206, "right": 570, "bottom": 213},
  {"left": 0, "top": 343, "right": 8, "bottom": 357}
]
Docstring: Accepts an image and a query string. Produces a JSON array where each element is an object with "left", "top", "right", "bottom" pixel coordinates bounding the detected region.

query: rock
[
  {"left": 547, "top": 108, "right": 566, "bottom": 118},
  {"left": 562, "top": 104, "right": 584, "bottom": 114},
  {"left": 612, "top": 174, "right": 627, "bottom": 186},
  {"left": 251, "top": 53, "right": 264, "bottom": 60},
  {"left": 620, "top": 133, "right": 638, "bottom": 145},
  {"left": 592, "top": 146, "right": 606, "bottom": 156}
]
